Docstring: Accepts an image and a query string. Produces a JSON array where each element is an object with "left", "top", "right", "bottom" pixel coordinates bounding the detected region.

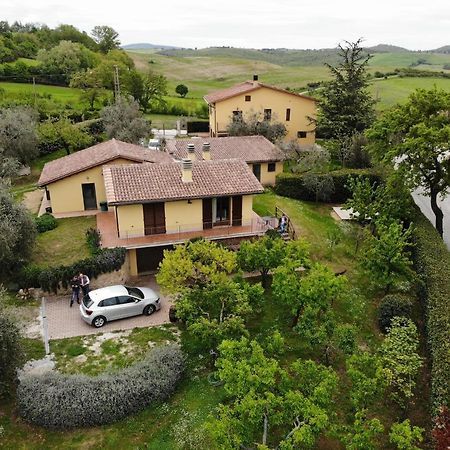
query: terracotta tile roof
[
  {"left": 203, "top": 80, "right": 317, "bottom": 104},
  {"left": 103, "top": 159, "right": 264, "bottom": 205},
  {"left": 166, "top": 135, "right": 284, "bottom": 163},
  {"left": 38, "top": 139, "right": 174, "bottom": 186}
]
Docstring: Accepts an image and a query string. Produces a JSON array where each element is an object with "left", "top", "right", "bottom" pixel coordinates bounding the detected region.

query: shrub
[
  {"left": 85, "top": 227, "right": 101, "bottom": 255},
  {"left": 378, "top": 294, "right": 413, "bottom": 333},
  {"left": 35, "top": 213, "right": 58, "bottom": 233},
  {"left": 275, "top": 169, "right": 381, "bottom": 203},
  {"left": 17, "top": 344, "right": 184, "bottom": 429},
  {"left": 0, "top": 309, "right": 23, "bottom": 398},
  {"left": 412, "top": 210, "right": 450, "bottom": 413},
  {"left": 19, "top": 247, "right": 126, "bottom": 293}
]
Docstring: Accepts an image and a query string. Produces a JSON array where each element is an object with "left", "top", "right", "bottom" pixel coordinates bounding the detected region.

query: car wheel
[
  {"left": 143, "top": 305, "right": 156, "bottom": 316},
  {"left": 92, "top": 316, "right": 106, "bottom": 328}
]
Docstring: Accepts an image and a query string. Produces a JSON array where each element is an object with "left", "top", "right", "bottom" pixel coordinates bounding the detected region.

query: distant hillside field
[{"left": 127, "top": 48, "right": 450, "bottom": 112}]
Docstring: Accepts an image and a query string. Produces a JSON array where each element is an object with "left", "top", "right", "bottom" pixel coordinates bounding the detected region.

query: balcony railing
[
  {"left": 275, "top": 206, "right": 296, "bottom": 240},
  {"left": 97, "top": 212, "right": 268, "bottom": 249}
]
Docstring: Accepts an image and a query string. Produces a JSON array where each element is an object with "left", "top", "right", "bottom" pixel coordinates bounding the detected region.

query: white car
[{"left": 80, "top": 285, "right": 161, "bottom": 328}]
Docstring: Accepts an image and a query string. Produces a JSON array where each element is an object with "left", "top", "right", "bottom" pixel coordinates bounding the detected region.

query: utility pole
[{"left": 113, "top": 65, "right": 121, "bottom": 101}]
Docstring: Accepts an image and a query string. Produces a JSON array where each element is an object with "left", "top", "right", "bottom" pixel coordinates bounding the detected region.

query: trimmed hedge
[
  {"left": 412, "top": 211, "right": 450, "bottom": 413},
  {"left": 275, "top": 169, "right": 381, "bottom": 203},
  {"left": 19, "top": 247, "right": 126, "bottom": 293},
  {"left": 17, "top": 345, "right": 184, "bottom": 429}
]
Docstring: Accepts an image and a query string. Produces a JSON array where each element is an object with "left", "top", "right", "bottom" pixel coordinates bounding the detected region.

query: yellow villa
[
  {"left": 166, "top": 135, "right": 284, "bottom": 186},
  {"left": 38, "top": 139, "right": 173, "bottom": 215},
  {"left": 204, "top": 75, "right": 317, "bottom": 145},
  {"left": 100, "top": 159, "right": 265, "bottom": 274}
]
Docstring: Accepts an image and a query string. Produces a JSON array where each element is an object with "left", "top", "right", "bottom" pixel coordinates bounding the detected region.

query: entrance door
[
  {"left": 232, "top": 195, "right": 243, "bottom": 226},
  {"left": 202, "top": 198, "right": 212, "bottom": 229},
  {"left": 252, "top": 164, "right": 261, "bottom": 181},
  {"left": 82, "top": 183, "right": 97, "bottom": 210},
  {"left": 143, "top": 203, "right": 166, "bottom": 235}
]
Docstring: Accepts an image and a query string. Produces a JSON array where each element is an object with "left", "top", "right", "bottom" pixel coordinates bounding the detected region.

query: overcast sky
[{"left": 3, "top": 0, "right": 450, "bottom": 50}]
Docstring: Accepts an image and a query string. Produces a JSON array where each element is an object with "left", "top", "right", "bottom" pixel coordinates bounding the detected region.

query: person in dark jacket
[{"left": 70, "top": 275, "right": 81, "bottom": 307}]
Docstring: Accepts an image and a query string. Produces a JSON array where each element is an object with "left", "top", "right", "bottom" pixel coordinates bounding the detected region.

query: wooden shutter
[
  {"left": 202, "top": 198, "right": 212, "bottom": 229},
  {"left": 232, "top": 195, "right": 242, "bottom": 226}
]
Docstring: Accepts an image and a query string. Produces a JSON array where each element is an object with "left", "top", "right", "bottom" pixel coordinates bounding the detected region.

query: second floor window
[
  {"left": 264, "top": 109, "right": 272, "bottom": 121},
  {"left": 286, "top": 108, "right": 291, "bottom": 121},
  {"left": 245, "top": 95, "right": 251, "bottom": 102}
]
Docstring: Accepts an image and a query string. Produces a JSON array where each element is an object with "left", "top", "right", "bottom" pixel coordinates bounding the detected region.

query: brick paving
[{"left": 45, "top": 276, "right": 172, "bottom": 340}]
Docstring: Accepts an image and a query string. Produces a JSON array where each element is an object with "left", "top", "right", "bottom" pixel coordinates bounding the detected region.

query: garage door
[{"left": 136, "top": 245, "right": 173, "bottom": 274}]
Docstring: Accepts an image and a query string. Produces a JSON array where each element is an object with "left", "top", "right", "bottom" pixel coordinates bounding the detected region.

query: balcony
[{"left": 97, "top": 211, "right": 268, "bottom": 249}]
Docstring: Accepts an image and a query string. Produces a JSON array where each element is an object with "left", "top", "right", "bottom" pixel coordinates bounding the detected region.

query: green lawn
[
  {"left": 31, "top": 216, "right": 96, "bottom": 267},
  {"left": 0, "top": 81, "right": 83, "bottom": 103}
]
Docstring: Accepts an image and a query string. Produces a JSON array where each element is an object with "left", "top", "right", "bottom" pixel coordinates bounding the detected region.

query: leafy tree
[
  {"left": 0, "top": 184, "right": 36, "bottom": 278},
  {"left": 38, "top": 118, "right": 93, "bottom": 155},
  {"left": 70, "top": 70, "right": 109, "bottom": 110},
  {"left": 287, "top": 144, "right": 331, "bottom": 174},
  {"left": 0, "top": 148, "right": 20, "bottom": 178},
  {"left": 135, "top": 71, "right": 168, "bottom": 113},
  {"left": 91, "top": 25, "right": 120, "bottom": 53},
  {"left": 367, "top": 87, "right": 450, "bottom": 237},
  {"left": 345, "top": 175, "right": 415, "bottom": 229},
  {"left": 237, "top": 236, "right": 309, "bottom": 286},
  {"left": 302, "top": 173, "right": 335, "bottom": 203},
  {"left": 379, "top": 317, "right": 422, "bottom": 407},
  {"left": 0, "top": 106, "right": 38, "bottom": 164},
  {"left": 0, "top": 288, "right": 23, "bottom": 398},
  {"left": 343, "top": 409, "right": 384, "bottom": 450},
  {"left": 360, "top": 221, "right": 413, "bottom": 293},
  {"left": 389, "top": 420, "right": 424, "bottom": 450},
  {"left": 209, "top": 337, "right": 338, "bottom": 449},
  {"left": 346, "top": 352, "right": 386, "bottom": 410},
  {"left": 156, "top": 239, "right": 237, "bottom": 294},
  {"left": 226, "top": 110, "right": 287, "bottom": 143},
  {"left": 176, "top": 279, "right": 263, "bottom": 350},
  {"left": 37, "top": 40, "right": 98, "bottom": 83},
  {"left": 175, "top": 84, "right": 189, "bottom": 98},
  {"left": 317, "top": 38, "right": 375, "bottom": 140},
  {"left": 100, "top": 96, "right": 150, "bottom": 143}
]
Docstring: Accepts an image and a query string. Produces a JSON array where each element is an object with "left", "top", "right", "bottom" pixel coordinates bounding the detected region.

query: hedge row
[
  {"left": 412, "top": 211, "right": 450, "bottom": 413},
  {"left": 17, "top": 345, "right": 184, "bottom": 429},
  {"left": 19, "top": 247, "right": 126, "bottom": 293},
  {"left": 275, "top": 169, "right": 381, "bottom": 203}
]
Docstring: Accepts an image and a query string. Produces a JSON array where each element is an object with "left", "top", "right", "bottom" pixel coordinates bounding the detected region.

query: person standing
[
  {"left": 79, "top": 273, "right": 90, "bottom": 298},
  {"left": 70, "top": 275, "right": 80, "bottom": 307}
]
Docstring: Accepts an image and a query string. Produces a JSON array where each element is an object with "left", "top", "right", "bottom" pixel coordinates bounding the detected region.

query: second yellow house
[{"left": 204, "top": 75, "right": 317, "bottom": 145}]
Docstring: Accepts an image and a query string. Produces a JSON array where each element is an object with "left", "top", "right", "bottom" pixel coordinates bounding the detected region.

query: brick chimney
[
  {"left": 181, "top": 159, "right": 193, "bottom": 183},
  {"left": 187, "top": 143, "right": 196, "bottom": 161},
  {"left": 202, "top": 142, "right": 211, "bottom": 160}
]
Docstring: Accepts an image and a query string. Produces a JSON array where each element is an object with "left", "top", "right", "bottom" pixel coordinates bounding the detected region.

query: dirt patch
[{"left": 22, "top": 189, "right": 43, "bottom": 214}]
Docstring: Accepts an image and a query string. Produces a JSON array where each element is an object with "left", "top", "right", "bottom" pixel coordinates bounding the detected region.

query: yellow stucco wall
[
  {"left": 165, "top": 199, "right": 203, "bottom": 233},
  {"left": 46, "top": 158, "right": 138, "bottom": 214},
  {"left": 209, "top": 86, "right": 316, "bottom": 144},
  {"left": 116, "top": 194, "right": 256, "bottom": 238},
  {"left": 242, "top": 195, "right": 253, "bottom": 225},
  {"left": 128, "top": 248, "right": 138, "bottom": 276},
  {"left": 117, "top": 204, "right": 144, "bottom": 238},
  {"left": 248, "top": 162, "right": 283, "bottom": 186}
]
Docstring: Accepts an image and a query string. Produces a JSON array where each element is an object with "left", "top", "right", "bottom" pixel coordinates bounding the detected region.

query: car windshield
[
  {"left": 83, "top": 294, "right": 94, "bottom": 308},
  {"left": 125, "top": 286, "right": 144, "bottom": 299}
]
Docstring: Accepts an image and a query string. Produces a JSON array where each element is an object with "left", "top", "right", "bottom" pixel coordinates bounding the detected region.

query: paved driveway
[{"left": 45, "top": 276, "right": 172, "bottom": 340}]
